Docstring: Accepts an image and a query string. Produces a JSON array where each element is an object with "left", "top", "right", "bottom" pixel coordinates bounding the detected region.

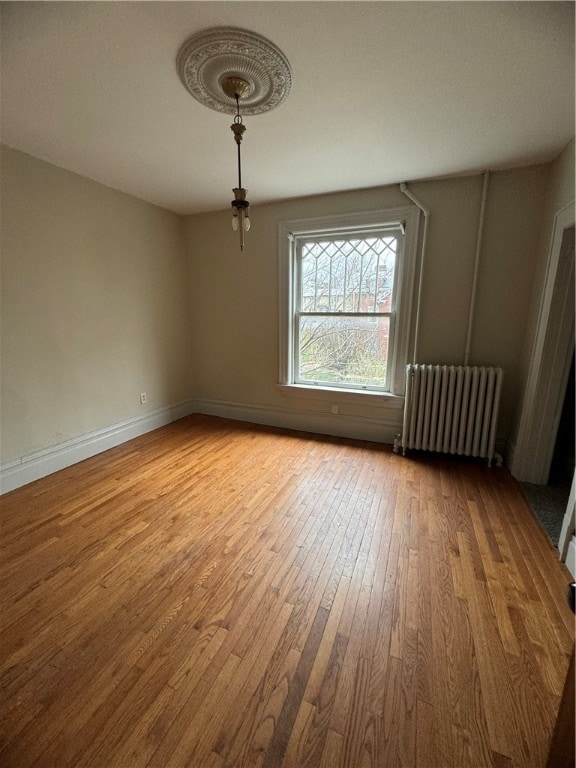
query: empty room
[{"left": 1, "top": 2, "right": 575, "bottom": 767}]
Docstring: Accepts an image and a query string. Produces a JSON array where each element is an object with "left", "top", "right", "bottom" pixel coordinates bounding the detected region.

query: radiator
[{"left": 400, "top": 364, "right": 504, "bottom": 466}]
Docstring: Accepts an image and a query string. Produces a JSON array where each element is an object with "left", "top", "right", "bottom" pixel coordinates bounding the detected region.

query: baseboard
[
  {"left": 2, "top": 396, "right": 508, "bottom": 494},
  {"left": 191, "top": 397, "right": 401, "bottom": 444},
  {"left": 0, "top": 400, "right": 196, "bottom": 494}
]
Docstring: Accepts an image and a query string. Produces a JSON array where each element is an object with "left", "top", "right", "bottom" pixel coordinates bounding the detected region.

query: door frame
[
  {"left": 511, "top": 202, "right": 575, "bottom": 485},
  {"left": 558, "top": 472, "right": 575, "bottom": 577}
]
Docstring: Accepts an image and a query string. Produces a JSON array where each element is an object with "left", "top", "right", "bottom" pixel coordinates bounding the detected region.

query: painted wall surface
[
  {"left": 531, "top": 138, "right": 575, "bottom": 325},
  {"left": 514, "top": 138, "right": 575, "bottom": 448},
  {"left": 543, "top": 138, "right": 575, "bottom": 220},
  {"left": 1, "top": 142, "right": 563, "bottom": 469},
  {"left": 0, "top": 145, "right": 192, "bottom": 462},
  {"left": 185, "top": 165, "right": 549, "bottom": 447}
]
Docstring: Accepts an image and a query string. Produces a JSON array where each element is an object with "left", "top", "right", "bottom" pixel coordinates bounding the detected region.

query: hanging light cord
[
  {"left": 234, "top": 94, "right": 243, "bottom": 188},
  {"left": 230, "top": 90, "right": 249, "bottom": 250}
]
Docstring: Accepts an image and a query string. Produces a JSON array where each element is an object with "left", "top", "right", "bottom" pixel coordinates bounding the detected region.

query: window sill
[{"left": 278, "top": 383, "right": 404, "bottom": 409}]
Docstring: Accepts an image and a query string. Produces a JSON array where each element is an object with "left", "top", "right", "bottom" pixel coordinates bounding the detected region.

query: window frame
[{"left": 279, "top": 206, "right": 421, "bottom": 402}]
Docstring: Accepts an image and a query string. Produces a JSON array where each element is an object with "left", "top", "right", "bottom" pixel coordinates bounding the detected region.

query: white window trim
[{"left": 278, "top": 205, "right": 421, "bottom": 402}]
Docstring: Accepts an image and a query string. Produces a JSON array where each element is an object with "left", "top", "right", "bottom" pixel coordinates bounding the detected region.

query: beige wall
[
  {"left": 518, "top": 138, "right": 575, "bottom": 394},
  {"left": 1, "top": 145, "right": 192, "bottom": 462},
  {"left": 544, "top": 138, "right": 575, "bottom": 220},
  {"left": 509, "top": 137, "right": 575, "bottom": 457},
  {"left": 2, "top": 140, "right": 569, "bottom": 469},
  {"left": 185, "top": 163, "right": 550, "bottom": 446}
]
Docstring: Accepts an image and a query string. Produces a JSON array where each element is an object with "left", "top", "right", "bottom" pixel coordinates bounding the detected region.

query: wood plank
[
  {"left": 260, "top": 605, "right": 329, "bottom": 768},
  {"left": 217, "top": 647, "right": 301, "bottom": 767},
  {"left": 456, "top": 530, "right": 529, "bottom": 765}
]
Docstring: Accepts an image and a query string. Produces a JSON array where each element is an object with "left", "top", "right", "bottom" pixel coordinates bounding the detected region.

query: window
[{"left": 279, "top": 206, "right": 420, "bottom": 400}]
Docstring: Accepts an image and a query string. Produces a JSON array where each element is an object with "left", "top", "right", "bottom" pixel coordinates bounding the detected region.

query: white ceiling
[{"left": 1, "top": 1, "right": 574, "bottom": 215}]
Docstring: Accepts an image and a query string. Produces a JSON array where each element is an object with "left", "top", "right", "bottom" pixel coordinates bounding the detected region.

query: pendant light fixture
[
  {"left": 177, "top": 27, "right": 292, "bottom": 251},
  {"left": 224, "top": 77, "right": 250, "bottom": 250}
]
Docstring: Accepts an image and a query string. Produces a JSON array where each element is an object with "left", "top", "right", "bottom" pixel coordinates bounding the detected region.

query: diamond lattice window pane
[{"left": 300, "top": 237, "right": 397, "bottom": 313}]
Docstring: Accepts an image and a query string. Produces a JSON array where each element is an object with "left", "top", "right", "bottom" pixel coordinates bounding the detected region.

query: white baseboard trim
[
  {"left": 1, "top": 400, "right": 196, "bottom": 494},
  {"left": 2, "top": 395, "right": 508, "bottom": 495},
  {"left": 191, "top": 399, "right": 512, "bottom": 465},
  {"left": 191, "top": 398, "right": 401, "bottom": 444}
]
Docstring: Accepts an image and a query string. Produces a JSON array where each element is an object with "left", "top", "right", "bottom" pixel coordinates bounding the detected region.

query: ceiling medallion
[{"left": 177, "top": 27, "right": 292, "bottom": 116}]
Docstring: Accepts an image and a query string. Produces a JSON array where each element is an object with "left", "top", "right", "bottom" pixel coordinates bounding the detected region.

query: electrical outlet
[
  {"left": 140, "top": 392, "right": 147, "bottom": 404},
  {"left": 331, "top": 404, "right": 339, "bottom": 414}
]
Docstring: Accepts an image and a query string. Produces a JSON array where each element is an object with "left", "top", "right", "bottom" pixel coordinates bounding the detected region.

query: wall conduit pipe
[
  {"left": 400, "top": 182, "right": 430, "bottom": 364},
  {"left": 464, "top": 170, "right": 490, "bottom": 366}
]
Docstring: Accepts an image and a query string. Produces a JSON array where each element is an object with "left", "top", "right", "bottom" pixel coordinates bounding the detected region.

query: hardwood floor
[{"left": 0, "top": 414, "right": 573, "bottom": 768}]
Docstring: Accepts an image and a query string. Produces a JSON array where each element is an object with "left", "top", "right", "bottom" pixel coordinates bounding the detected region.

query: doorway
[
  {"left": 512, "top": 210, "right": 575, "bottom": 486},
  {"left": 550, "top": 352, "right": 575, "bottom": 486},
  {"left": 521, "top": 353, "right": 574, "bottom": 546}
]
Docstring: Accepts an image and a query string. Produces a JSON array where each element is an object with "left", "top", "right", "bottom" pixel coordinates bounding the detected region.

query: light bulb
[
  {"left": 243, "top": 213, "right": 251, "bottom": 232},
  {"left": 232, "top": 212, "right": 239, "bottom": 231}
]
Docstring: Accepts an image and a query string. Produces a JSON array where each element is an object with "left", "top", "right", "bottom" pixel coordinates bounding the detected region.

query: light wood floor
[{"left": 1, "top": 415, "right": 573, "bottom": 768}]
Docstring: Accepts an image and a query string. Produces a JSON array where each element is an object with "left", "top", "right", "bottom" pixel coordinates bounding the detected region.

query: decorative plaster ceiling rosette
[{"left": 177, "top": 27, "right": 292, "bottom": 116}]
